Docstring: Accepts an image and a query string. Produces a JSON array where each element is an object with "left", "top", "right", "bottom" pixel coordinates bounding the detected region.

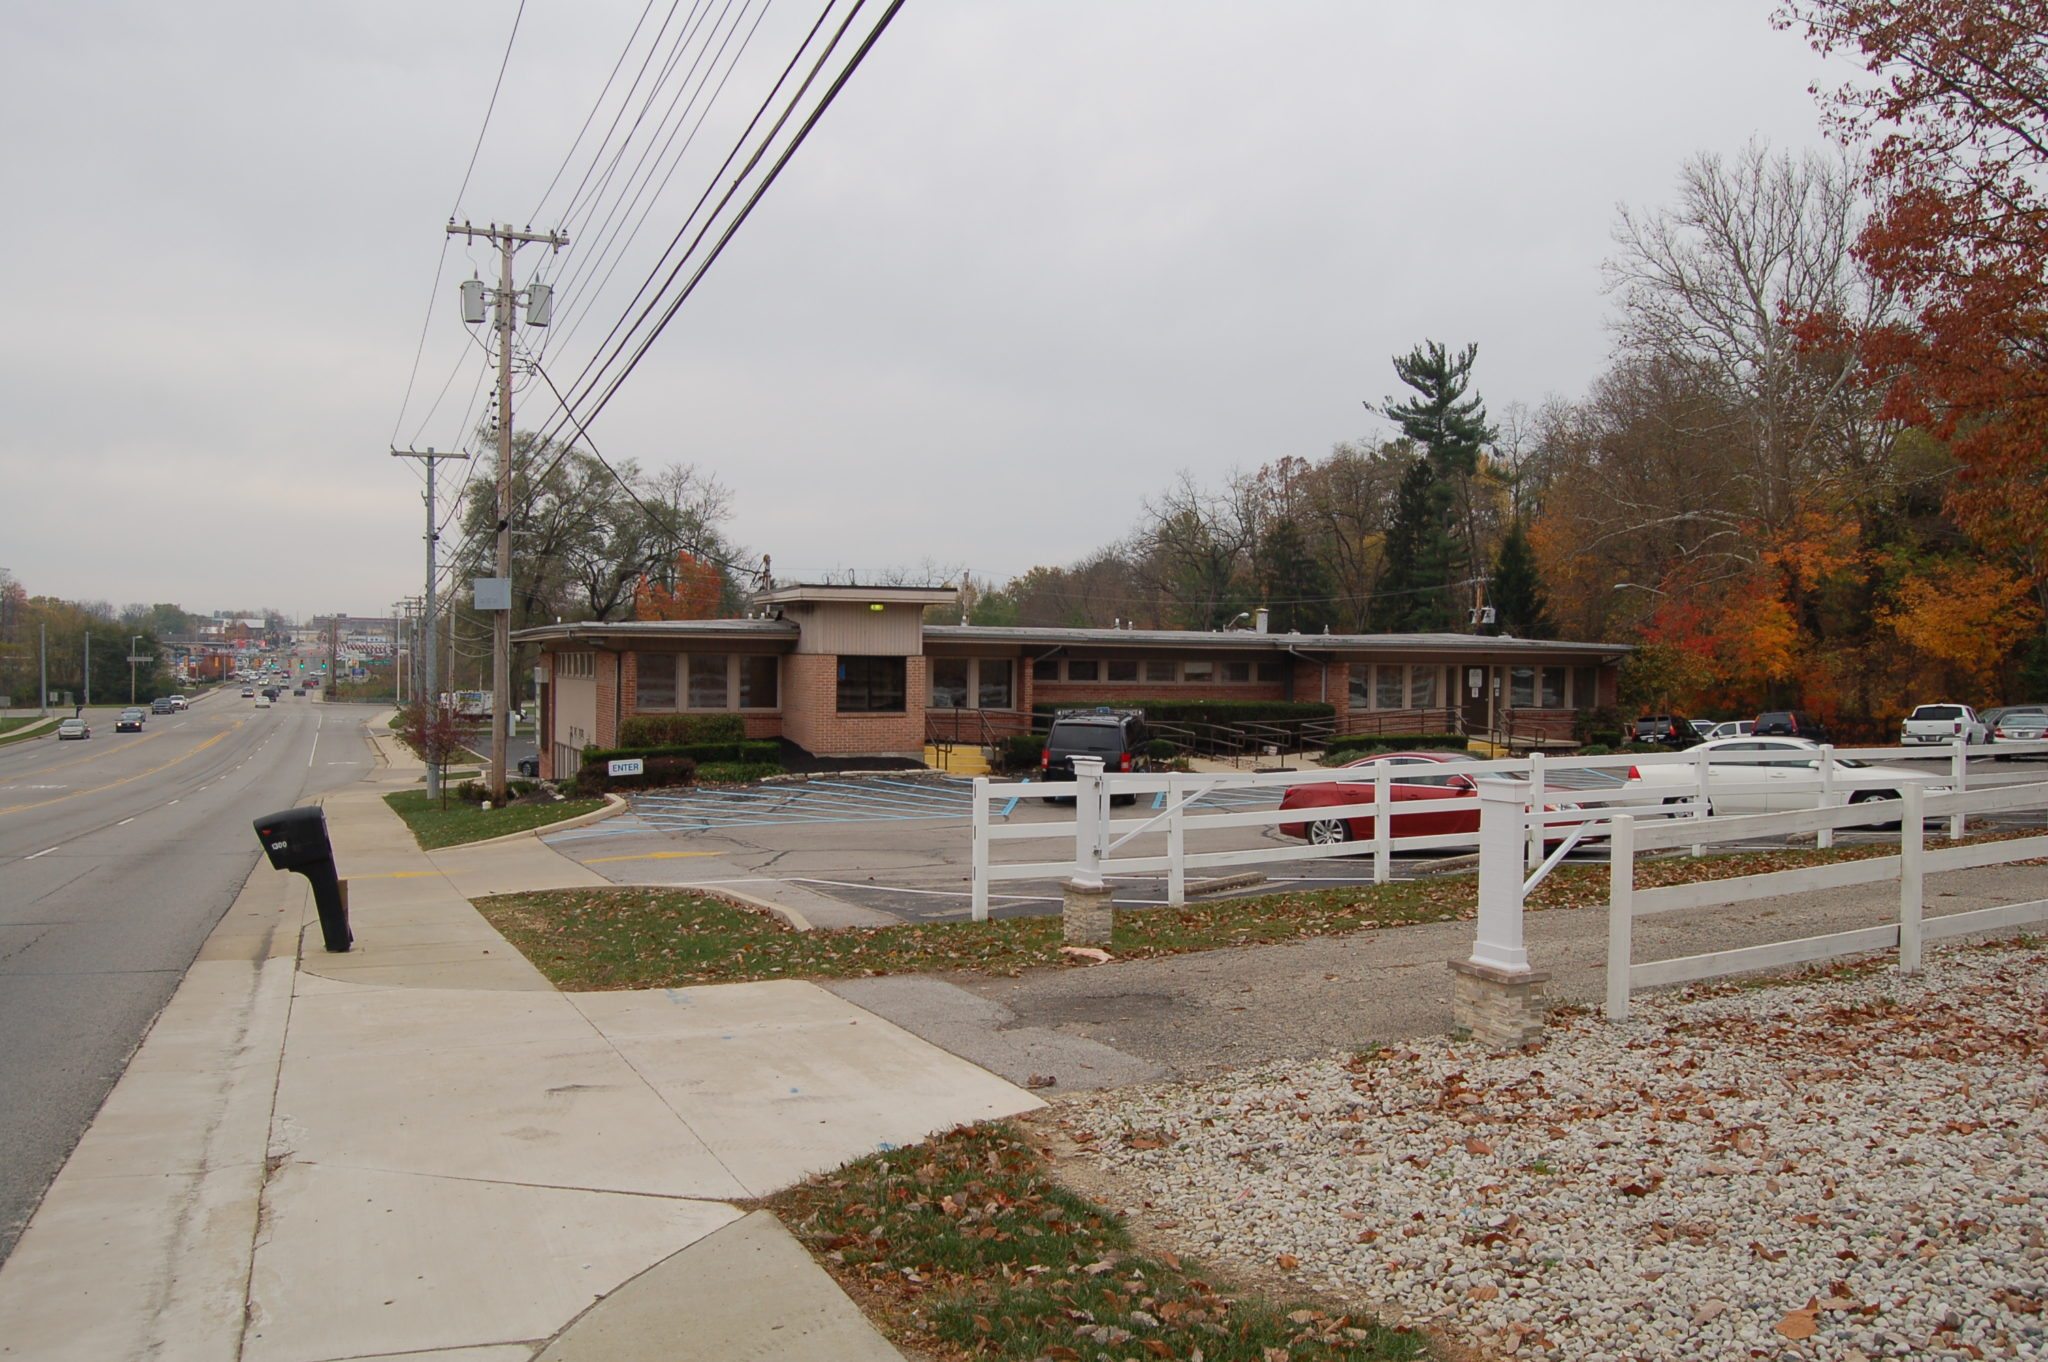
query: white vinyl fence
[
  {"left": 967, "top": 738, "right": 2046, "bottom": 921},
  {"left": 1600, "top": 778, "right": 2048, "bottom": 1019}
]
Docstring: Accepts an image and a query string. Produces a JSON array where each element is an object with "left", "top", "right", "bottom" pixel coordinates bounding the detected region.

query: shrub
[
  {"left": 574, "top": 755, "right": 698, "bottom": 793},
  {"left": 995, "top": 735, "right": 1045, "bottom": 771},
  {"left": 1034, "top": 699, "right": 1334, "bottom": 727},
  {"left": 614, "top": 713, "right": 746, "bottom": 749},
  {"left": 582, "top": 739, "right": 779, "bottom": 765},
  {"left": 695, "top": 761, "right": 783, "bottom": 784},
  {"left": 1142, "top": 737, "right": 1180, "bottom": 760},
  {"left": 1573, "top": 706, "right": 1624, "bottom": 745},
  {"left": 453, "top": 778, "right": 537, "bottom": 804},
  {"left": 1324, "top": 732, "right": 1472, "bottom": 758},
  {"left": 1575, "top": 743, "right": 1612, "bottom": 757}
]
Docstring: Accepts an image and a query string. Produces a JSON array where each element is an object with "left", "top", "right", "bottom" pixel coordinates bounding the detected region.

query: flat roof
[
  {"left": 753, "top": 583, "right": 960, "bottom": 607},
  {"left": 513, "top": 618, "right": 799, "bottom": 645},
  {"left": 923, "top": 625, "right": 1629, "bottom": 658}
]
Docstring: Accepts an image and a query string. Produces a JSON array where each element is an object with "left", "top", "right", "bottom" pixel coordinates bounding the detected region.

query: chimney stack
[{"left": 1254, "top": 607, "right": 1270, "bottom": 634}]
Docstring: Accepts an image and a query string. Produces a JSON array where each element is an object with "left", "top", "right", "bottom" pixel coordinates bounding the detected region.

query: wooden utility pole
[
  {"left": 392, "top": 447, "right": 467, "bottom": 798},
  {"left": 444, "top": 221, "right": 566, "bottom": 799}
]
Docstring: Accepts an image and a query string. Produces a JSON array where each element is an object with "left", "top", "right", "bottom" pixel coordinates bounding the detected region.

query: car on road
[
  {"left": 116, "top": 708, "right": 146, "bottom": 732},
  {"left": 1901, "top": 703, "right": 1988, "bottom": 746},
  {"left": 1707, "top": 719, "right": 1754, "bottom": 740},
  {"left": 254, "top": 694, "right": 272, "bottom": 708},
  {"left": 1040, "top": 709, "right": 1154, "bottom": 806},
  {"left": 151, "top": 697, "right": 175, "bottom": 714},
  {"left": 1689, "top": 719, "right": 1717, "bottom": 739},
  {"left": 241, "top": 687, "right": 255, "bottom": 698},
  {"left": 1754, "top": 710, "right": 1829, "bottom": 742},
  {"left": 57, "top": 717, "right": 90, "bottom": 740},
  {"left": 1990, "top": 706, "right": 2048, "bottom": 759},
  {"left": 169, "top": 695, "right": 188, "bottom": 710},
  {"left": 1633, "top": 715, "right": 1699, "bottom": 748},
  {"left": 1623, "top": 736, "right": 1945, "bottom": 822}
]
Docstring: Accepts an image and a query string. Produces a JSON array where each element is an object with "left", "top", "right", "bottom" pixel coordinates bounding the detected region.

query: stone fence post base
[
  {"left": 1448, "top": 958, "right": 1551, "bottom": 1050},
  {"left": 1062, "top": 880, "right": 1116, "bottom": 945}
]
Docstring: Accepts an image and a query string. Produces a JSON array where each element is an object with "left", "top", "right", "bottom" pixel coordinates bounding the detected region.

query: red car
[{"left": 1278, "top": 751, "right": 1485, "bottom": 846}]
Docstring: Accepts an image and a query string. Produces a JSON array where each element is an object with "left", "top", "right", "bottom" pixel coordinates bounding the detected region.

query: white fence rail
[
  {"left": 1602, "top": 780, "right": 2048, "bottom": 1019},
  {"left": 967, "top": 737, "right": 2048, "bottom": 920}
]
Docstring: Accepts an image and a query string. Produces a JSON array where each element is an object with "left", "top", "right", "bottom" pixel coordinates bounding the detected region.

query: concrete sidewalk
[{"left": 0, "top": 720, "right": 1042, "bottom": 1360}]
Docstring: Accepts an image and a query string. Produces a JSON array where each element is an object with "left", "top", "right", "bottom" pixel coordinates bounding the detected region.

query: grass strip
[
  {"left": 0, "top": 717, "right": 60, "bottom": 746},
  {"left": 476, "top": 830, "right": 2041, "bottom": 991},
  {"left": 382, "top": 789, "right": 606, "bottom": 850},
  {"left": 766, "top": 1122, "right": 1426, "bottom": 1362}
]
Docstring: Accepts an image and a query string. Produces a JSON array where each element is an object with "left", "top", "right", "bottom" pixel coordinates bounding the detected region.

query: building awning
[{"left": 513, "top": 619, "right": 800, "bottom": 647}]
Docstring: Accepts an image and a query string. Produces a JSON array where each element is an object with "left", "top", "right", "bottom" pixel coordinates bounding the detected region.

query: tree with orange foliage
[
  {"left": 1780, "top": 0, "right": 2048, "bottom": 620},
  {"left": 1879, "top": 559, "right": 2043, "bottom": 701},
  {"left": 633, "top": 551, "right": 726, "bottom": 621}
]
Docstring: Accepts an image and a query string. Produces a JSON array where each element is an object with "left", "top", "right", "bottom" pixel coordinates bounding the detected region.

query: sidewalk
[{"left": 0, "top": 718, "right": 1042, "bottom": 1360}]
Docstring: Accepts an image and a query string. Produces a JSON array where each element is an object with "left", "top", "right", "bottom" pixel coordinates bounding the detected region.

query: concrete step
[{"left": 923, "top": 743, "right": 990, "bottom": 775}]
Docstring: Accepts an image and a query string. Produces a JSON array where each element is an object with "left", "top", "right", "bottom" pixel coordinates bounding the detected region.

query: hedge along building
[{"left": 516, "top": 584, "right": 1629, "bottom": 778}]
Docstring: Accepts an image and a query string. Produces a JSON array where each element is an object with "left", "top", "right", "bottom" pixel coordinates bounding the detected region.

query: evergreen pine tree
[
  {"left": 1489, "top": 520, "right": 1554, "bottom": 638},
  {"left": 1382, "top": 342, "right": 1497, "bottom": 477},
  {"left": 1255, "top": 517, "right": 1335, "bottom": 634},
  {"left": 1369, "top": 457, "right": 1462, "bottom": 632},
  {"left": 1373, "top": 341, "right": 1495, "bottom": 627}
]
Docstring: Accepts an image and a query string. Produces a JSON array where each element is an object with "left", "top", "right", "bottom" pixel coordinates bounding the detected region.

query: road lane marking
[
  {"left": 26, "top": 846, "right": 57, "bottom": 859},
  {"left": 117, "top": 817, "right": 135, "bottom": 826},
  {"left": 0, "top": 724, "right": 242, "bottom": 817},
  {"left": 169, "top": 798, "right": 180, "bottom": 804}
]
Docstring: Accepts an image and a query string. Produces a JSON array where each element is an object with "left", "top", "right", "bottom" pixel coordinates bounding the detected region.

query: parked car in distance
[
  {"left": 1040, "top": 709, "right": 1152, "bottom": 805},
  {"left": 1690, "top": 719, "right": 1717, "bottom": 739},
  {"left": 1633, "top": 715, "right": 1698, "bottom": 748},
  {"left": 1279, "top": 751, "right": 1484, "bottom": 846},
  {"left": 1901, "top": 703, "right": 1988, "bottom": 746},
  {"left": 1754, "top": 710, "right": 1829, "bottom": 742},
  {"left": 1990, "top": 706, "right": 2048, "bottom": 759},
  {"left": 1707, "top": 719, "right": 1754, "bottom": 740},
  {"left": 57, "top": 717, "right": 90, "bottom": 740},
  {"left": 1623, "top": 736, "right": 1944, "bottom": 823},
  {"left": 114, "top": 707, "right": 146, "bottom": 732}
]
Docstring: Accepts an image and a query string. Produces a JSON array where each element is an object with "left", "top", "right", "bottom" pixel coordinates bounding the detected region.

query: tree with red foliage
[
  {"left": 1779, "top": 1, "right": 2048, "bottom": 611},
  {"left": 633, "top": 551, "right": 725, "bottom": 621}
]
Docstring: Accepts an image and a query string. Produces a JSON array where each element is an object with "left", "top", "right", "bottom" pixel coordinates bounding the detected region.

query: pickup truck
[{"left": 1901, "top": 704, "right": 1988, "bottom": 746}]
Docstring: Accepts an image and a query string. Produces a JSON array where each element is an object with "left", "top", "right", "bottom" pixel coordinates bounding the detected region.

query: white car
[
  {"left": 1901, "top": 703, "right": 1988, "bottom": 746},
  {"left": 254, "top": 695, "right": 272, "bottom": 708},
  {"left": 1625, "top": 736, "right": 1946, "bottom": 818}
]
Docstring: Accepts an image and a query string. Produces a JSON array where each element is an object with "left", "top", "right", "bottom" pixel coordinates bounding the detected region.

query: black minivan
[{"left": 1041, "top": 709, "right": 1151, "bottom": 805}]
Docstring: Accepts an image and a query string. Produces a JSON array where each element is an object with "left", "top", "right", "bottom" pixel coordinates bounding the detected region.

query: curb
[
  {"left": 430, "top": 793, "right": 629, "bottom": 852},
  {"left": 611, "top": 882, "right": 815, "bottom": 933},
  {"left": 0, "top": 717, "right": 61, "bottom": 747}
]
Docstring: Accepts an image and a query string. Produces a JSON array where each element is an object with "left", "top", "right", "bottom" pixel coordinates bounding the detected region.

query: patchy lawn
[
  {"left": 765, "top": 1122, "right": 1429, "bottom": 1362},
  {"left": 0, "top": 716, "right": 59, "bottom": 746},
  {"left": 382, "top": 789, "right": 606, "bottom": 850},
  {"left": 473, "top": 832, "right": 2041, "bottom": 990}
]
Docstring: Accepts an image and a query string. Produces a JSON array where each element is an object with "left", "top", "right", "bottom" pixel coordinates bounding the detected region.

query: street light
[{"left": 1612, "top": 582, "right": 1668, "bottom": 597}]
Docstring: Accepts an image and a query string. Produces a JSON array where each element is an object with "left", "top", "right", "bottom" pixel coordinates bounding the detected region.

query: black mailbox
[{"left": 253, "top": 806, "right": 352, "bottom": 953}]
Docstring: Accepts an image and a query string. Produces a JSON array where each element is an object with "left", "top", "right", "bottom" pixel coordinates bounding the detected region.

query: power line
[{"left": 529, "top": 0, "right": 662, "bottom": 226}]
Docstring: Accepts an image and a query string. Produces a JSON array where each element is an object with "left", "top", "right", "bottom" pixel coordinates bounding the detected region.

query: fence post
[
  {"left": 1817, "top": 744, "right": 1836, "bottom": 850},
  {"left": 1470, "top": 779, "right": 1531, "bottom": 973},
  {"left": 971, "top": 776, "right": 990, "bottom": 922},
  {"left": 1606, "top": 814, "right": 1635, "bottom": 1021},
  {"left": 1692, "top": 746, "right": 1710, "bottom": 858},
  {"left": 1949, "top": 736, "right": 1968, "bottom": 841},
  {"left": 1372, "top": 764, "right": 1392, "bottom": 885},
  {"left": 1526, "top": 750, "right": 1546, "bottom": 872},
  {"left": 1166, "top": 782, "right": 1186, "bottom": 907},
  {"left": 1062, "top": 756, "right": 1115, "bottom": 945},
  {"left": 1899, "top": 783, "right": 1923, "bottom": 975}
]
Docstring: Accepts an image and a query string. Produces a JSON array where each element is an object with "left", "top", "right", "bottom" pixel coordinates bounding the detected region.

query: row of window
[
  {"left": 1031, "top": 657, "right": 1287, "bottom": 685},
  {"left": 555, "top": 651, "right": 594, "bottom": 679},
  {"left": 635, "top": 653, "right": 780, "bottom": 711},
  {"left": 1345, "top": 663, "right": 1603, "bottom": 711},
  {"left": 930, "top": 657, "right": 1014, "bottom": 710}
]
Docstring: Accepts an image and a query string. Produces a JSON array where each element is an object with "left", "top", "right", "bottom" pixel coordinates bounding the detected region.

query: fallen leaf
[
  {"left": 1465, "top": 1137, "right": 1494, "bottom": 1155},
  {"left": 1060, "top": 945, "right": 1112, "bottom": 963},
  {"left": 1276, "top": 1253, "right": 1300, "bottom": 1270},
  {"left": 1692, "top": 1299, "right": 1727, "bottom": 1325},
  {"left": 1776, "top": 1302, "right": 1819, "bottom": 1340},
  {"left": 1467, "top": 1284, "right": 1500, "bottom": 1301}
]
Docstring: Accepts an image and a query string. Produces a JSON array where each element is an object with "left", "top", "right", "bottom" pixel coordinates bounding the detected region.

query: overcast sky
[{"left": 0, "top": 1, "right": 1853, "bottom": 619}]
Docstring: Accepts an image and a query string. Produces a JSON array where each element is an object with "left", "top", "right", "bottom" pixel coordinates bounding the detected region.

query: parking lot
[{"left": 539, "top": 756, "right": 2048, "bottom": 926}]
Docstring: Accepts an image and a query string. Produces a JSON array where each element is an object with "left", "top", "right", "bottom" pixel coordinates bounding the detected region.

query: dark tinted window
[
  {"left": 1912, "top": 705, "right": 1964, "bottom": 720},
  {"left": 1048, "top": 721, "right": 1126, "bottom": 755},
  {"left": 837, "top": 656, "right": 906, "bottom": 713}
]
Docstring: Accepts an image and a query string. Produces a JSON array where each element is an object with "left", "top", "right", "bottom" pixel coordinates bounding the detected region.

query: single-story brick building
[{"left": 516, "top": 584, "right": 1629, "bottom": 777}]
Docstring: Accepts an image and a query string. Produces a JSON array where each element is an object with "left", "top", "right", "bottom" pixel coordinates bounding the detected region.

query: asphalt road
[{"left": 0, "top": 692, "right": 380, "bottom": 1265}]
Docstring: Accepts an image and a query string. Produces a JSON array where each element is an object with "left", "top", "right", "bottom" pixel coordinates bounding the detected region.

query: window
[
  {"left": 839, "top": 656, "right": 906, "bottom": 713},
  {"left": 1145, "top": 659, "right": 1177, "bottom": 682},
  {"left": 1573, "top": 666, "right": 1598, "bottom": 709},
  {"left": 1256, "top": 661, "right": 1285, "bottom": 683},
  {"left": 688, "top": 654, "right": 731, "bottom": 710},
  {"left": 556, "top": 651, "right": 593, "bottom": 679},
  {"left": 1106, "top": 659, "right": 1139, "bottom": 683},
  {"left": 1409, "top": 666, "right": 1438, "bottom": 708},
  {"left": 1349, "top": 667, "right": 1371, "bottom": 707},
  {"left": 1222, "top": 661, "right": 1250, "bottom": 683},
  {"left": 1067, "top": 659, "right": 1099, "bottom": 682},
  {"left": 931, "top": 657, "right": 969, "bottom": 709},
  {"left": 1375, "top": 665, "right": 1403, "bottom": 709},
  {"left": 739, "top": 656, "right": 778, "bottom": 709},
  {"left": 1033, "top": 658, "right": 1060, "bottom": 682},
  {"left": 1509, "top": 666, "right": 1536, "bottom": 707},
  {"left": 1182, "top": 659, "right": 1214, "bottom": 682},
  {"left": 635, "top": 653, "right": 677, "bottom": 709},
  {"left": 1540, "top": 666, "right": 1566, "bottom": 708},
  {"left": 978, "top": 659, "right": 1013, "bottom": 709}
]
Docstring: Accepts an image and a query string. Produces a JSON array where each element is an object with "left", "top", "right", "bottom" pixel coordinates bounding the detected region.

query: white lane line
[
  {"left": 169, "top": 798, "right": 180, "bottom": 805},
  {"left": 26, "top": 846, "right": 57, "bottom": 860},
  {"left": 308, "top": 730, "right": 319, "bottom": 767},
  {"left": 117, "top": 817, "right": 135, "bottom": 826}
]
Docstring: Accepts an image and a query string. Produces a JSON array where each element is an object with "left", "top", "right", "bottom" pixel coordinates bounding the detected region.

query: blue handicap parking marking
[
  {"left": 609, "top": 775, "right": 980, "bottom": 832},
  {"left": 1151, "top": 784, "right": 1284, "bottom": 812}
]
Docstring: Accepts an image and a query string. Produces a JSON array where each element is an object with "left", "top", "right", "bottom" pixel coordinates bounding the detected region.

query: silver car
[{"left": 1991, "top": 706, "right": 2047, "bottom": 759}]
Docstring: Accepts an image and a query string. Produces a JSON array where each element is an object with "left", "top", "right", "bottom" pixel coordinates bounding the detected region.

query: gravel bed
[{"left": 1065, "top": 943, "right": 2048, "bottom": 1360}]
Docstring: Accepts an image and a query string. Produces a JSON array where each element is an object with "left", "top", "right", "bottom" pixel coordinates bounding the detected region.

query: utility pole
[
  {"left": 445, "top": 219, "right": 566, "bottom": 800},
  {"left": 392, "top": 447, "right": 468, "bottom": 799},
  {"left": 39, "top": 622, "right": 47, "bottom": 716},
  {"left": 83, "top": 631, "right": 90, "bottom": 709}
]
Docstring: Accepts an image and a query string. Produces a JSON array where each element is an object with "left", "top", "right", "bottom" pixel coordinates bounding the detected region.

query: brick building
[{"left": 517, "top": 585, "right": 1628, "bottom": 778}]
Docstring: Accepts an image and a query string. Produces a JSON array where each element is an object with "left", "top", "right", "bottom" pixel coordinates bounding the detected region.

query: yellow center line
[
  {"left": 347, "top": 870, "right": 443, "bottom": 880},
  {"left": 0, "top": 722, "right": 244, "bottom": 817},
  {"left": 583, "top": 850, "right": 724, "bottom": 864},
  {"left": 8, "top": 727, "right": 167, "bottom": 779}
]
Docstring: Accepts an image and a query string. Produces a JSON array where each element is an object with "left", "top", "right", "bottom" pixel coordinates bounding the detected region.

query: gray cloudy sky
[{"left": 0, "top": 1, "right": 1851, "bottom": 618}]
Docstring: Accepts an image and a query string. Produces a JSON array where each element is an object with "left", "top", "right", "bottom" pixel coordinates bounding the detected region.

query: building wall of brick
[
  {"left": 781, "top": 654, "right": 927, "bottom": 757},
  {"left": 1032, "top": 682, "right": 1296, "bottom": 708}
]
